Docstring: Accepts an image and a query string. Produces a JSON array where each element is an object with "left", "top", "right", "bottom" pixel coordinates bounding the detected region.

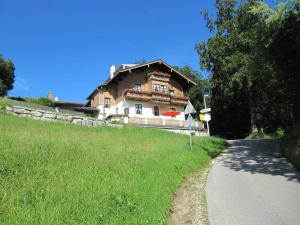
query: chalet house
[{"left": 87, "top": 60, "right": 197, "bottom": 127}]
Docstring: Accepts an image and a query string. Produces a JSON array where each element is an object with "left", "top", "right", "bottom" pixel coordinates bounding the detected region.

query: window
[
  {"left": 135, "top": 104, "right": 142, "bottom": 114},
  {"left": 161, "top": 85, "right": 168, "bottom": 93},
  {"left": 124, "top": 107, "right": 129, "bottom": 115},
  {"left": 169, "top": 89, "right": 175, "bottom": 95},
  {"left": 134, "top": 84, "right": 141, "bottom": 92},
  {"left": 153, "top": 84, "right": 160, "bottom": 92},
  {"left": 170, "top": 107, "right": 176, "bottom": 111},
  {"left": 153, "top": 106, "right": 160, "bottom": 116},
  {"left": 104, "top": 98, "right": 111, "bottom": 108}
]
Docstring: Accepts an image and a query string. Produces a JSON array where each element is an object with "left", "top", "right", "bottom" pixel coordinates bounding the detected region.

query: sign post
[
  {"left": 201, "top": 93, "right": 211, "bottom": 137},
  {"left": 185, "top": 101, "right": 196, "bottom": 149},
  {"left": 204, "top": 114, "right": 211, "bottom": 136}
]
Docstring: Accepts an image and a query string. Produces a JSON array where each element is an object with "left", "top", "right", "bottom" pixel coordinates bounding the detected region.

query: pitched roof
[{"left": 87, "top": 59, "right": 197, "bottom": 99}]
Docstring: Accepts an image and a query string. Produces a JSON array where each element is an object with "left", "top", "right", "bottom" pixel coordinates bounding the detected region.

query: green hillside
[{"left": 0, "top": 112, "right": 227, "bottom": 225}]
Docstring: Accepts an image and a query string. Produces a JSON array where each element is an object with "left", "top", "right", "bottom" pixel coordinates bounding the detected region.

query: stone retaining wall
[{"left": 5, "top": 106, "right": 104, "bottom": 127}]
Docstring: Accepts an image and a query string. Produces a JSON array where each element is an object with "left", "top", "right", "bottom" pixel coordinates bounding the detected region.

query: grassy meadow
[{"left": 0, "top": 112, "right": 227, "bottom": 225}]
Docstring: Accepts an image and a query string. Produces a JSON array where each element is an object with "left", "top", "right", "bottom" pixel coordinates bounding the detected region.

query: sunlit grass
[{"left": 0, "top": 112, "right": 227, "bottom": 225}]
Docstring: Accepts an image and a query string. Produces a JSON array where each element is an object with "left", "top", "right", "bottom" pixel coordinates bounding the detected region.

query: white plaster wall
[{"left": 98, "top": 100, "right": 185, "bottom": 121}]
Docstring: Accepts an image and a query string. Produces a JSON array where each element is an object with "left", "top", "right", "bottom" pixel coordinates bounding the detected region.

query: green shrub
[
  {"left": 246, "top": 131, "right": 272, "bottom": 139},
  {"left": 274, "top": 128, "right": 285, "bottom": 138},
  {"left": 26, "top": 97, "right": 53, "bottom": 106},
  {"left": 0, "top": 98, "right": 6, "bottom": 110},
  {"left": 281, "top": 126, "right": 300, "bottom": 171},
  {"left": 8, "top": 96, "right": 26, "bottom": 102},
  {"left": 247, "top": 128, "right": 285, "bottom": 139}
]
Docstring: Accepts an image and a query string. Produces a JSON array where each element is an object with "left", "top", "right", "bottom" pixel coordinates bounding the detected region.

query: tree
[
  {"left": 0, "top": 54, "right": 15, "bottom": 96},
  {"left": 249, "top": 0, "right": 300, "bottom": 131},
  {"left": 174, "top": 65, "right": 209, "bottom": 113},
  {"left": 197, "top": 0, "right": 300, "bottom": 138},
  {"left": 197, "top": 0, "right": 256, "bottom": 138}
]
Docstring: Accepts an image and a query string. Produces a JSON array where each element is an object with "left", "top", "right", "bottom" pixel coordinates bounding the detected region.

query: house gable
[{"left": 87, "top": 59, "right": 196, "bottom": 101}]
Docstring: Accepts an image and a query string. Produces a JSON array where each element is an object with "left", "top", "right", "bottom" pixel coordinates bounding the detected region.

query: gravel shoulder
[{"left": 168, "top": 166, "right": 210, "bottom": 225}]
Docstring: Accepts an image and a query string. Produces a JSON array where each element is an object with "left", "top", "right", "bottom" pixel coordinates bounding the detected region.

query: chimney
[
  {"left": 110, "top": 65, "right": 116, "bottom": 79},
  {"left": 47, "top": 92, "right": 54, "bottom": 100}
]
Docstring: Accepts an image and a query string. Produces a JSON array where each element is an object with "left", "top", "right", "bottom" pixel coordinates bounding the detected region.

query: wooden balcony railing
[{"left": 123, "top": 89, "right": 188, "bottom": 106}]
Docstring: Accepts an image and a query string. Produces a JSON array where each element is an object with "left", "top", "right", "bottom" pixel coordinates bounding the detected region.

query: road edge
[{"left": 167, "top": 163, "right": 212, "bottom": 225}]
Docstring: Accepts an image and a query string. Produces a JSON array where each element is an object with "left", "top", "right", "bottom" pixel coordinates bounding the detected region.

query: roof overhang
[
  {"left": 87, "top": 59, "right": 197, "bottom": 99},
  {"left": 105, "top": 60, "right": 196, "bottom": 86},
  {"left": 54, "top": 101, "right": 85, "bottom": 107}
]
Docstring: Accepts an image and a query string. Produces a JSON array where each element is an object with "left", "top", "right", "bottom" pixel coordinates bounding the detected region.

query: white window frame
[
  {"left": 161, "top": 85, "right": 168, "bottom": 93},
  {"left": 153, "top": 84, "right": 160, "bottom": 92},
  {"left": 135, "top": 104, "right": 142, "bottom": 115}
]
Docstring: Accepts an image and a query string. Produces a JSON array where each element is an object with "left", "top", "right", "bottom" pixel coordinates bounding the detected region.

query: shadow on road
[{"left": 221, "top": 139, "right": 300, "bottom": 182}]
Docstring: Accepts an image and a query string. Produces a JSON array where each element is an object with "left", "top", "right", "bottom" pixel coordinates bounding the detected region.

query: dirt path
[{"left": 168, "top": 166, "right": 210, "bottom": 225}]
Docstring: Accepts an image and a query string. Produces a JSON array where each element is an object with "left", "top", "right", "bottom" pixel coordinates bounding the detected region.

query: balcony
[
  {"left": 170, "top": 95, "right": 189, "bottom": 106},
  {"left": 123, "top": 89, "right": 188, "bottom": 106},
  {"left": 147, "top": 71, "right": 171, "bottom": 83},
  {"left": 123, "top": 89, "right": 152, "bottom": 102}
]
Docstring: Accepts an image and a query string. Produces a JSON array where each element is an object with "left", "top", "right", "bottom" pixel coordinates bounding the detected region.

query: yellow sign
[{"left": 199, "top": 114, "right": 205, "bottom": 121}]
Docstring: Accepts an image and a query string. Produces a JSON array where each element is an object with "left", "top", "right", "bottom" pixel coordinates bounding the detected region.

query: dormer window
[{"left": 134, "top": 84, "right": 141, "bottom": 92}]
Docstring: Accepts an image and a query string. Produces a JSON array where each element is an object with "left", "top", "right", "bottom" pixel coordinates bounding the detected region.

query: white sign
[
  {"left": 184, "top": 101, "right": 196, "bottom": 115},
  {"left": 200, "top": 108, "right": 211, "bottom": 114},
  {"left": 204, "top": 114, "right": 211, "bottom": 122},
  {"left": 187, "top": 114, "right": 194, "bottom": 127},
  {"left": 121, "top": 99, "right": 130, "bottom": 108}
]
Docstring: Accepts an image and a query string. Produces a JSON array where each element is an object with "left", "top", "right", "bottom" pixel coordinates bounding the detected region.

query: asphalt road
[{"left": 206, "top": 139, "right": 300, "bottom": 225}]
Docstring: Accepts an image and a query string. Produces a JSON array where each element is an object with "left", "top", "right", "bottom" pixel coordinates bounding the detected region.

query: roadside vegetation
[
  {"left": 9, "top": 96, "right": 53, "bottom": 106},
  {"left": 0, "top": 97, "right": 87, "bottom": 117},
  {"left": 197, "top": 0, "right": 300, "bottom": 139},
  {"left": 281, "top": 126, "right": 300, "bottom": 171},
  {"left": 246, "top": 128, "right": 285, "bottom": 140},
  {"left": 0, "top": 112, "right": 227, "bottom": 225}
]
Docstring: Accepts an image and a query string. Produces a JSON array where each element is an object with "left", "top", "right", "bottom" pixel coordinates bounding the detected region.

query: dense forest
[{"left": 195, "top": 0, "right": 300, "bottom": 139}]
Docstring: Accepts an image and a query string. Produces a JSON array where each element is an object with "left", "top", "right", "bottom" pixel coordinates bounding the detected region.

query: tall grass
[{"left": 0, "top": 113, "right": 227, "bottom": 225}]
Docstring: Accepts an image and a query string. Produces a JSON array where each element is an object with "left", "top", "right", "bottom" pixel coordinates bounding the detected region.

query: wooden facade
[{"left": 87, "top": 60, "right": 196, "bottom": 124}]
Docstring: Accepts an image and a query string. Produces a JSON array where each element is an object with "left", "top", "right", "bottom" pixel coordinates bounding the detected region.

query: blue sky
[{"left": 1, "top": 0, "right": 272, "bottom": 102}]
